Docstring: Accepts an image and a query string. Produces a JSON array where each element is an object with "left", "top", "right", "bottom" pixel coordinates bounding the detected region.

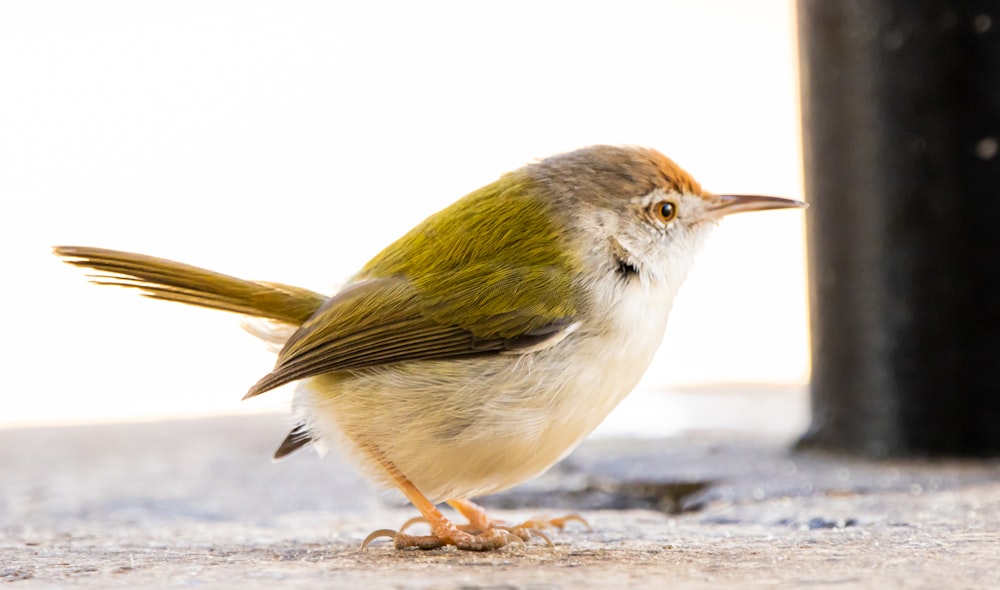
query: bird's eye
[{"left": 652, "top": 200, "right": 678, "bottom": 223}]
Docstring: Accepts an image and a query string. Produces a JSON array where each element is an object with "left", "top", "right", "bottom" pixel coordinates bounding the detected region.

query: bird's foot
[
  {"left": 361, "top": 521, "right": 525, "bottom": 551},
  {"left": 394, "top": 499, "right": 590, "bottom": 548},
  {"left": 449, "top": 498, "right": 591, "bottom": 536},
  {"left": 356, "top": 453, "right": 578, "bottom": 551},
  {"left": 397, "top": 515, "right": 551, "bottom": 547},
  {"left": 515, "top": 513, "right": 592, "bottom": 532},
  {"left": 465, "top": 514, "right": 591, "bottom": 548},
  {"left": 359, "top": 497, "right": 590, "bottom": 551}
]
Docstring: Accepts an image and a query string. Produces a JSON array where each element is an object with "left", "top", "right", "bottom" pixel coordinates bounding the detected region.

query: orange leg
[
  {"left": 449, "top": 498, "right": 590, "bottom": 540},
  {"left": 360, "top": 448, "right": 522, "bottom": 551},
  {"left": 448, "top": 499, "right": 496, "bottom": 531},
  {"left": 396, "top": 498, "right": 590, "bottom": 547}
]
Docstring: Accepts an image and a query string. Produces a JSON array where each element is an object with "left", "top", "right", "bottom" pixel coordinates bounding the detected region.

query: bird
[{"left": 54, "top": 144, "right": 805, "bottom": 551}]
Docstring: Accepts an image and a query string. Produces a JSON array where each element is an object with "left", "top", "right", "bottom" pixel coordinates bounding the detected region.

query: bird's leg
[
  {"left": 446, "top": 499, "right": 540, "bottom": 544},
  {"left": 359, "top": 447, "right": 522, "bottom": 551},
  {"left": 394, "top": 499, "right": 521, "bottom": 538},
  {"left": 447, "top": 498, "right": 496, "bottom": 532},
  {"left": 447, "top": 498, "right": 591, "bottom": 545}
]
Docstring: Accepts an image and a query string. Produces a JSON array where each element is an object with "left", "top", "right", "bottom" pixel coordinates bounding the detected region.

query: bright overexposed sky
[{"left": 0, "top": 0, "right": 806, "bottom": 428}]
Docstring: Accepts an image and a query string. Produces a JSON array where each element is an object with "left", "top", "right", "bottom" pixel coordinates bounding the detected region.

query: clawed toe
[
  {"left": 456, "top": 528, "right": 525, "bottom": 551},
  {"left": 361, "top": 507, "right": 589, "bottom": 552},
  {"left": 500, "top": 525, "right": 553, "bottom": 547},
  {"left": 360, "top": 528, "right": 401, "bottom": 550},
  {"left": 555, "top": 514, "right": 591, "bottom": 531},
  {"left": 361, "top": 528, "right": 449, "bottom": 550},
  {"left": 360, "top": 525, "right": 525, "bottom": 551},
  {"left": 519, "top": 513, "right": 591, "bottom": 531}
]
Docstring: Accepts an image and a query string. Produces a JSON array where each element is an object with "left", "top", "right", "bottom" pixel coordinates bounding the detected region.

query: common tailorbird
[{"left": 55, "top": 145, "right": 805, "bottom": 551}]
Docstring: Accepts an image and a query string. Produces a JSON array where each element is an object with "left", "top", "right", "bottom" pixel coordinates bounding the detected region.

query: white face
[
  {"left": 615, "top": 189, "right": 719, "bottom": 286},
  {"left": 567, "top": 188, "right": 718, "bottom": 319}
]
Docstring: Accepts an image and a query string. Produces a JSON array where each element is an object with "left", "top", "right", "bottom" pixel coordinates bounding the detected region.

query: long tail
[{"left": 53, "top": 246, "right": 327, "bottom": 326}]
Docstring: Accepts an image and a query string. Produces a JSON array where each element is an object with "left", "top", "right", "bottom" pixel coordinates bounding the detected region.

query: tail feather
[
  {"left": 273, "top": 423, "right": 314, "bottom": 459},
  {"left": 54, "top": 246, "right": 327, "bottom": 326}
]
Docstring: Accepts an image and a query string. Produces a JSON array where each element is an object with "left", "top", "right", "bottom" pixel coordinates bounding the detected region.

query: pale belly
[{"left": 296, "top": 281, "right": 673, "bottom": 503}]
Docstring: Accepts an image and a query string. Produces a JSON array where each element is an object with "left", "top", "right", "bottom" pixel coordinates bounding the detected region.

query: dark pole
[{"left": 798, "top": 1, "right": 1000, "bottom": 456}]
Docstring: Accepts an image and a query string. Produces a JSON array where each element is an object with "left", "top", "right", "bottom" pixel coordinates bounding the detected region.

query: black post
[{"left": 798, "top": 1, "right": 1000, "bottom": 456}]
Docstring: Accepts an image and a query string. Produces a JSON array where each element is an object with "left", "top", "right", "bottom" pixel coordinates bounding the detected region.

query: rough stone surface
[{"left": 2, "top": 414, "right": 999, "bottom": 588}]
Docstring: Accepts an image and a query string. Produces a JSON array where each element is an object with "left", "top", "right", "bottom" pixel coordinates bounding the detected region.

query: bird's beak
[{"left": 704, "top": 194, "right": 807, "bottom": 220}]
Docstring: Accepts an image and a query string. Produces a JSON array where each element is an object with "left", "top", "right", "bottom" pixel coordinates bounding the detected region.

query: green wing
[
  {"left": 246, "top": 174, "right": 582, "bottom": 398},
  {"left": 244, "top": 266, "right": 578, "bottom": 398}
]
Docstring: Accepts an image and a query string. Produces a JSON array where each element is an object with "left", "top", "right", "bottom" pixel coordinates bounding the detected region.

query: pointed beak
[{"left": 704, "top": 194, "right": 807, "bottom": 220}]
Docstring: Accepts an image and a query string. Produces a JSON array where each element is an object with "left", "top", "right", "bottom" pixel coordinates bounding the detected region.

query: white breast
[
  {"left": 294, "top": 251, "right": 696, "bottom": 504},
  {"left": 540, "top": 278, "right": 675, "bottom": 462}
]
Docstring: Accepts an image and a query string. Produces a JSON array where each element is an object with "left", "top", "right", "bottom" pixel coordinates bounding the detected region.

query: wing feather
[{"left": 245, "top": 271, "right": 577, "bottom": 398}]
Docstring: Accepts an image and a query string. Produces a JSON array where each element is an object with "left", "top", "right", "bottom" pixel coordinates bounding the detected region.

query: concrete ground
[{"left": 2, "top": 408, "right": 999, "bottom": 589}]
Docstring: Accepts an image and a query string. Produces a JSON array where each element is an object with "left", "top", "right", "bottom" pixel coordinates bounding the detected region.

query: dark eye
[{"left": 652, "top": 200, "right": 678, "bottom": 223}]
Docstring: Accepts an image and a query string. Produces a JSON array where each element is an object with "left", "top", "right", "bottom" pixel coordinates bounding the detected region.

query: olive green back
[{"left": 360, "top": 172, "right": 581, "bottom": 339}]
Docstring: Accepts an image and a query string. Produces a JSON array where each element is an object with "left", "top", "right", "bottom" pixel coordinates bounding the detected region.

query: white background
[{"left": 1, "top": 0, "right": 807, "bottom": 428}]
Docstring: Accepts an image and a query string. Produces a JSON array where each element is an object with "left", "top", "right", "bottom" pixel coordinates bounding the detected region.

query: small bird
[{"left": 55, "top": 145, "right": 804, "bottom": 551}]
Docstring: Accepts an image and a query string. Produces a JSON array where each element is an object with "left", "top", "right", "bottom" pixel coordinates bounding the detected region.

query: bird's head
[{"left": 527, "top": 145, "right": 806, "bottom": 288}]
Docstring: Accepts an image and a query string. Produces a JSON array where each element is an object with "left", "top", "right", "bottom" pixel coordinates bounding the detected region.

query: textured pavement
[{"left": 2, "top": 412, "right": 999, "bottom": 588}]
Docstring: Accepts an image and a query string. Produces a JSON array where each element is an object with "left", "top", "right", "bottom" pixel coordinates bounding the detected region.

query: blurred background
[{"left": 0, "top": 0, "right": 807, "bottom": 434}]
